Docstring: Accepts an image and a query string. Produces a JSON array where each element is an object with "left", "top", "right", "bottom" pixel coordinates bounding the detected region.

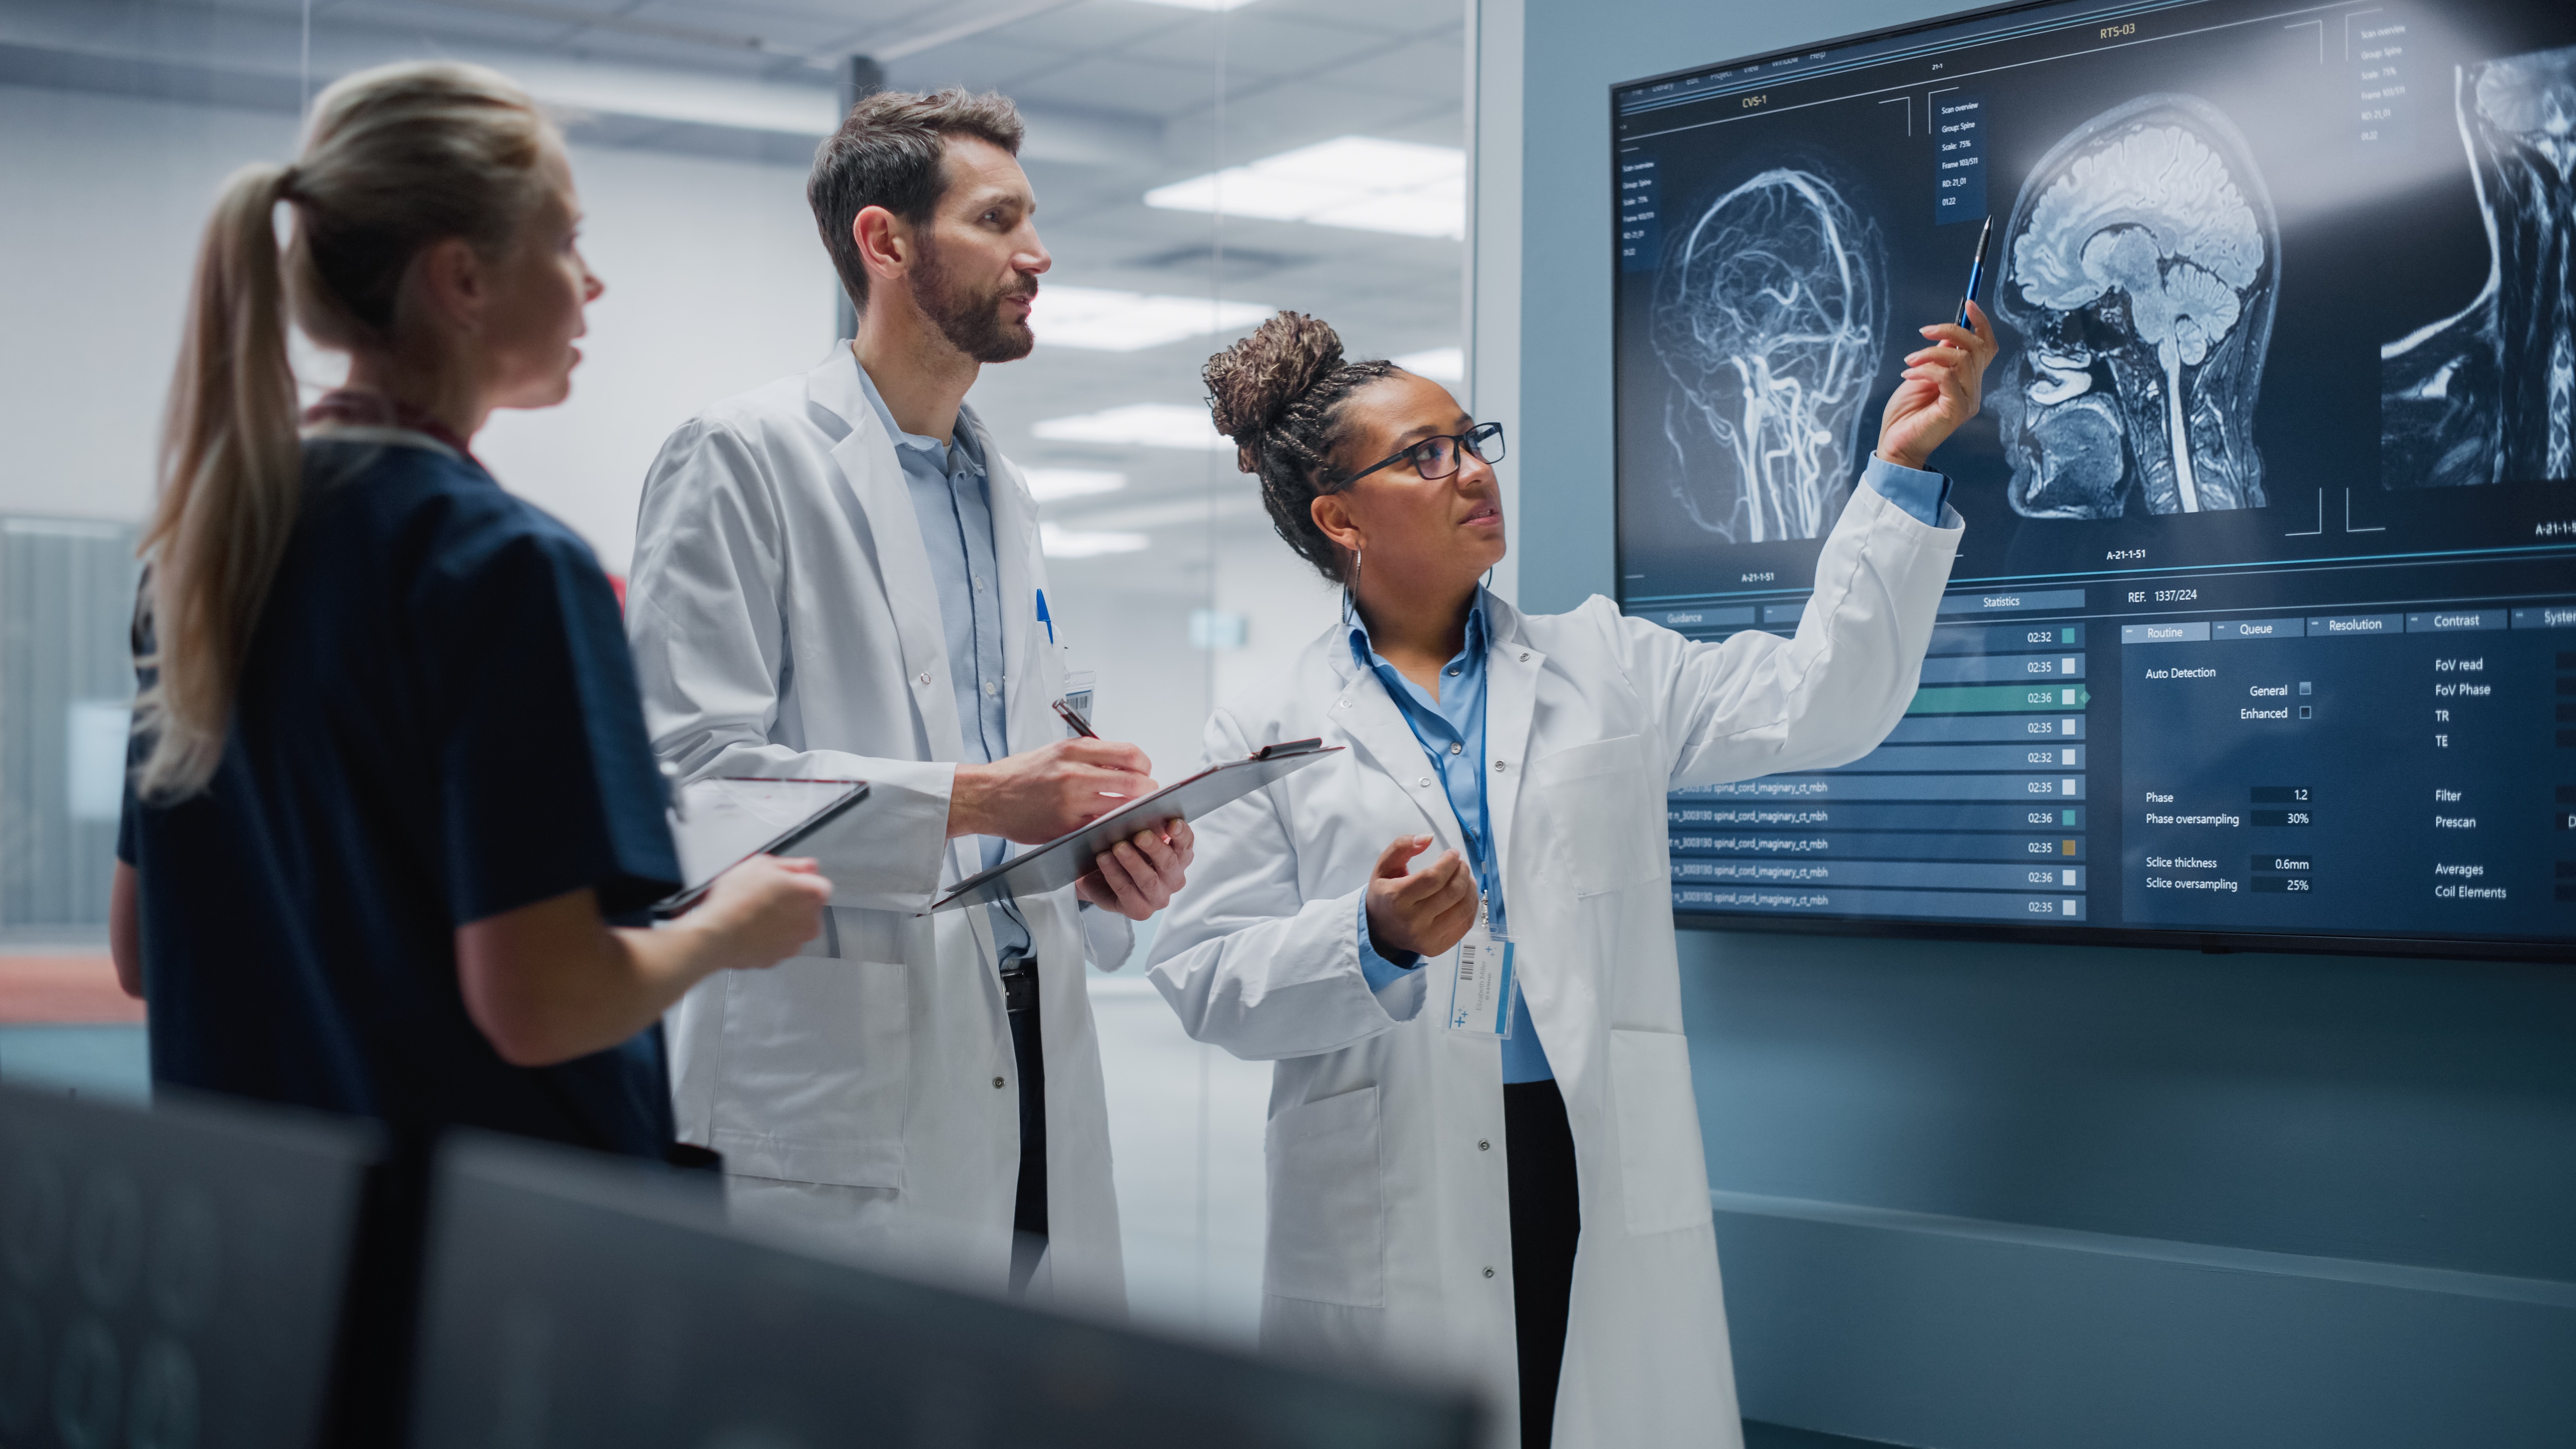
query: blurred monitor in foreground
[
  {"left": 409, "top": 1132, "right": 1483, "bottom": 1448},
  {"left": 0, "top": 1082, "right": 379, "bottom": 1448}
]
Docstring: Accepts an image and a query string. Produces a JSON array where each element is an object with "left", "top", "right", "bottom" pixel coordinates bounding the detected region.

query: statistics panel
[{"left": 1612, "top": 0, "right": 2576, "bottom": 957}]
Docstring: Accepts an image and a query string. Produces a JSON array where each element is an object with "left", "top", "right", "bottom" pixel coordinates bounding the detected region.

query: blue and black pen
[{"left": 1957, "top": 215, "right": 1992, "bottom": 328}]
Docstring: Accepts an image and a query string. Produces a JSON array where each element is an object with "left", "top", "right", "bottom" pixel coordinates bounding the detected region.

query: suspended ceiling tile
[
  {"left": 1255, "top": 0, "right": 1462, "bottom": 36},
  {"left": 1315, "top": 33, "right": 1465, "bottom": 102},
  {"left": 1118, "top": 12, "right": 1389, "bottom": 75},
  {"left": 1002, "top": 52, "right": 1217, "bottom": 118},
  {"left": 879, "top": 35, "right": 1075, "bottom": 91},
  {"left": 1200, "top": 79, "right": 1433, "bottom": 143},
  {"left": 987, "top": 4, "right": 1200, "bottom": 57}
]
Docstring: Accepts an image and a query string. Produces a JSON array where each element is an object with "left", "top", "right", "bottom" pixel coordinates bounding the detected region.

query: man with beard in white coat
[
  {"left": 1150, "top": 305, "right": 1993, "bottom": 1446},
  {"left": 624, "top": 88, "right": 1193, "bottom": 1306}
]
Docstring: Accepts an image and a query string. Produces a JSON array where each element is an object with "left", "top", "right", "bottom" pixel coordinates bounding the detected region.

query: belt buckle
[{"left": 1000, "top": 957, "right": 1038, "bottom": 1013}]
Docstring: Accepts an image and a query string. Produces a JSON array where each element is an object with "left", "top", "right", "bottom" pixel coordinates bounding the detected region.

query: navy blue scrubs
[{"left": 116, "top": 436, "right": 683, "bottom": 1159}]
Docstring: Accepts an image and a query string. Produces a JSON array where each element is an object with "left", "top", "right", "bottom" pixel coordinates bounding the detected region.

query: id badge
[{"left": 1445, "top": 902, "right": 1518, "bottom": 1038}]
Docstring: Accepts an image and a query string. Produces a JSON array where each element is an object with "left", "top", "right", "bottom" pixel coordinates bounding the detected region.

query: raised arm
[{"left": 1631, "top": 304, "right": 1995, "bottom": 788}]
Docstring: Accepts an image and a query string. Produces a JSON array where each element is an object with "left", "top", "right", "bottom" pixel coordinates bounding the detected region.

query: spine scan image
[
  {"left": 2381, "top": 42, "right": 2576, "bottom": 488},
  {"left": 1994, "top": 94, "right": 2279, "bottom": 518},
  {"left": 1649, "top": 168, "right": 1889, "bottom": 542}
]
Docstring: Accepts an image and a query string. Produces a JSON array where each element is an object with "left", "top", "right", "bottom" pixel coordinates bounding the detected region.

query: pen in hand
[
  {"left": 1957, "top": 215, "right": 1993, "bottom": 328},
  {"left": 1053, "top": 697, "right": 1099, "bottom": 739}
]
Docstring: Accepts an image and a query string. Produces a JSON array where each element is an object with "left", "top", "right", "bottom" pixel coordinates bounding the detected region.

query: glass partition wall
[{"left": 0, "top": 0, "right": 1466, "bottom": 1341}]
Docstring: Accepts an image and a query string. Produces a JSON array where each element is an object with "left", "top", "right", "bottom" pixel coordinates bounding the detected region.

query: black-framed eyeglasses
[{"left": 1338, "top": 421, "right": 1506, "bottom": 486}]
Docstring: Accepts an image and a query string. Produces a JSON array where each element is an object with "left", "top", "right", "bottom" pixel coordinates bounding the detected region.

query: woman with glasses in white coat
[{"left": 1146, "top": 306, "right": 1995, "bottom": 1449}]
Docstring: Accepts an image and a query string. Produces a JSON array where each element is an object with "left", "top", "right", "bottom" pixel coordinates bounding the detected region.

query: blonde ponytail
[
  {"left": 135, "top": 164, "right": 302, "bottom": 802},
  {"left": 135, "top": 62, "right": 555, "bottom": 802}
]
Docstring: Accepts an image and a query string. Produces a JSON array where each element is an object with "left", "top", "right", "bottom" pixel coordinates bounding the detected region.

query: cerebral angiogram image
[
  {"left": 1648, "top": 168, "right": 1888, "bottom": 543},
  {"left": 1993, "top": 94, "right": 2279, "bottom": 518},
  {"left": 2381, "top": 42, "right": 2576, "bottom": 489}
]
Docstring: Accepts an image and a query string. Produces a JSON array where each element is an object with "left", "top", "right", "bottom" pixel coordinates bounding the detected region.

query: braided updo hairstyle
[{"left": 1204, "top": 312, "right": 1400, "bottom": 584}]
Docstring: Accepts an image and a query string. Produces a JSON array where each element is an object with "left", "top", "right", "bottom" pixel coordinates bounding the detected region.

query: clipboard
[
  {"left": 933, "top": 739, "right": 1340, "bottom": 912},
  {"left": 655, "top": 776, "right": 871, "bottom": 918}
]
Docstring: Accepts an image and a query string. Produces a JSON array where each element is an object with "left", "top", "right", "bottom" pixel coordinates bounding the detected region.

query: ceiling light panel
[
  {"left": 1022, "top": 469, "right": 1128, "bottom": 502},
  {"left": 1032, "top": 404, "right": 1230, "bottom": 452},
  {"left": 1032, "top": 286, "right": 1272, "bottom": 352},
  {"left": 1040, "top": 523, "right": 1154, "bottom": 557},
  {"left": 1145, "top": 137, "right": 1467, "bottom": 240}
]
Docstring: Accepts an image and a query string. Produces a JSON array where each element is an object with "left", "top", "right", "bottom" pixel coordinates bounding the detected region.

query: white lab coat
[
  {"left": 625, "top": 344, "right": 1129, "bottom": 1308},
  {"left": 1146, "top": 482, "right": 1960, "bottom": 1446}
]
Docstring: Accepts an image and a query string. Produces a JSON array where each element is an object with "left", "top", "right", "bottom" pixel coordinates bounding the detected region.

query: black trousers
[
  {"left": 1004, "top": 960, "right": 1048, "bottom": 1294},
  {"left": 1505, "top": 1078, "right": 1581, "bottom": 1449}
]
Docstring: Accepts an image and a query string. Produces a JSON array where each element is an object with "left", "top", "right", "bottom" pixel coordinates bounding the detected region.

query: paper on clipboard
[
  {"left": 933, "top": 739, "right": 1339, "bottom": 912},
  {"left": 656, "top": 776, "right": 870, "bottom": 918}
]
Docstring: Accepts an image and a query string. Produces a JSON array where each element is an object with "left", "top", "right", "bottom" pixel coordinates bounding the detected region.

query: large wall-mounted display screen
[{"left": 1612, "top": 0, "right": 2576, "bottom": 958}]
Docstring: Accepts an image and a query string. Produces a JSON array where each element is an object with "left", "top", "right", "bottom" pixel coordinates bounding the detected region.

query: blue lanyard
[{"left": 1377, "top": 669, "right": 1507, "bottom": 939}]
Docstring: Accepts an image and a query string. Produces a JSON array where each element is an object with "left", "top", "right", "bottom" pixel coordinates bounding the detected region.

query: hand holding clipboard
[{"left": 935, "top": 735, "right": 1340, "bottom": 913}]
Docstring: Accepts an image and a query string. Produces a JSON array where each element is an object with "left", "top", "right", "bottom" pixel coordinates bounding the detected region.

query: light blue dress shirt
[
  {"left": 1348, "top": 454, "right": 1950, "bottom": 1083},
  {"left": 853, "top": 362, "right": 1034, "bottom": 963},
  {"left": 1865, "top": 452, "right": 1953, "bottom": 525}
]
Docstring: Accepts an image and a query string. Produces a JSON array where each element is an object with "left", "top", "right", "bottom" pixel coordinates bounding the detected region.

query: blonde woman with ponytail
[{"left": 109, "top": 62, "right": 829, "bottom": 1165}]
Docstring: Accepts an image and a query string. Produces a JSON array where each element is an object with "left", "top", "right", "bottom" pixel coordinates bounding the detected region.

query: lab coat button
[
  {"left": 1418, "top": 776, "right": 1431, "bottom": 788},
  {"left": 918, "top": 672, "right": 933, "bottom": 686},
  {"left": 992, "top": 1077, "right": 1006, "bottom": 1089},
  {"left": 1483, "top": 1266, "right": 1496, "bottom": 1278},
  {"left": 1493, "top": 760, "right": 1506, "bottom": 773},
  {"left": 1478, "top": 1139, "right": 1490, "bottom": 1151},
  {"left": 1520, "top": 652, "right": 1531, "bottom": 661}
]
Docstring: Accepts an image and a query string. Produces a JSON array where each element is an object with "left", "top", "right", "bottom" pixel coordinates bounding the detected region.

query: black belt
[{"left": 999, "top": 957, "right": 1039, "bottom": 1015}]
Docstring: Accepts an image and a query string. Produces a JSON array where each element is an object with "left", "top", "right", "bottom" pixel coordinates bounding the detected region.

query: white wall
[
  {"left": 474, "top": 142, "right": 838, "bottom": 572},
  {"left": 1211, "top": 524, "right": 1345, "bottom": 709},
  {"left": 0, "top": 83, "right": 837, "bottom": 573},
  {"left": 0, "top": 87, "right": 295, "bottom": 525}
]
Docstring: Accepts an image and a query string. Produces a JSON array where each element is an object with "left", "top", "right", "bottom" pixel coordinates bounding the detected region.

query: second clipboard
[{"left": 933, "top": 739, "right": 1340, "bottom": 912}]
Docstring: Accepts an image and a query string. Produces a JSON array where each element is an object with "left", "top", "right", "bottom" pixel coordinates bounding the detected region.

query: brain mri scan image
[
  {"left": 1995, "top": 94, "right": 2278, "bottom": 517},
  {"left": 1650, "top": 168, "right": 1888, "bottom": 542},
  {"left": 2381, "top": 42, "right": 2576, "bottom": 488}
]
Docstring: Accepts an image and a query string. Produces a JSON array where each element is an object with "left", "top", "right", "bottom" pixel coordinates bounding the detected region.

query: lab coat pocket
[
  {"left": 1263, "top": 1087, "right": 1384, "bottom": 1307},
  {"left": 711, "top": 944, "right": 910, "bottom": 1189},
  {"left": 1524, "top": 733, "right": 1665, "bottom": 898},
  {"left": 1608, "top": 1029, "right": 1714, "bottom": 1236}
]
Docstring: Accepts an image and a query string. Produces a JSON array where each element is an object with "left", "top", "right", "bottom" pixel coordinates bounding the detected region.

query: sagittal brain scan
[
  {"left": 1614, "top": 0, "right": 2576, "bottom": 959},
  {"left": 1996, "top": 95, "right": 2277, "bottom": 518},
  {"left": 2381, "top": 41, "right": 2576, "bottom": 488},
  {"left": 1650, "top": 169, "right": 1888, "bottom": 542}
]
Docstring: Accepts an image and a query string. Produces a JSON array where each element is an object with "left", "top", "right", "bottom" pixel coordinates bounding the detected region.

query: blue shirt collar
[
  {"left": 850, "top": 352, "right": 987, "bottom": 477},
  {"left": 1348, "top": 590, "right": 1492, "bottom": 675}
]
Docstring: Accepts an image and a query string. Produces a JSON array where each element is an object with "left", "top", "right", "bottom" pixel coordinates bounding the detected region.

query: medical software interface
[{"left": 1613, "top": 0, "right": 2576, "bottom": 951}]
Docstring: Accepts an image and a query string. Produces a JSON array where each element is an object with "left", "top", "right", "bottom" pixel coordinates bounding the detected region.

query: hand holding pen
[{"left": 1053, "top": 698, "right": 1098, "bottom": 738}]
